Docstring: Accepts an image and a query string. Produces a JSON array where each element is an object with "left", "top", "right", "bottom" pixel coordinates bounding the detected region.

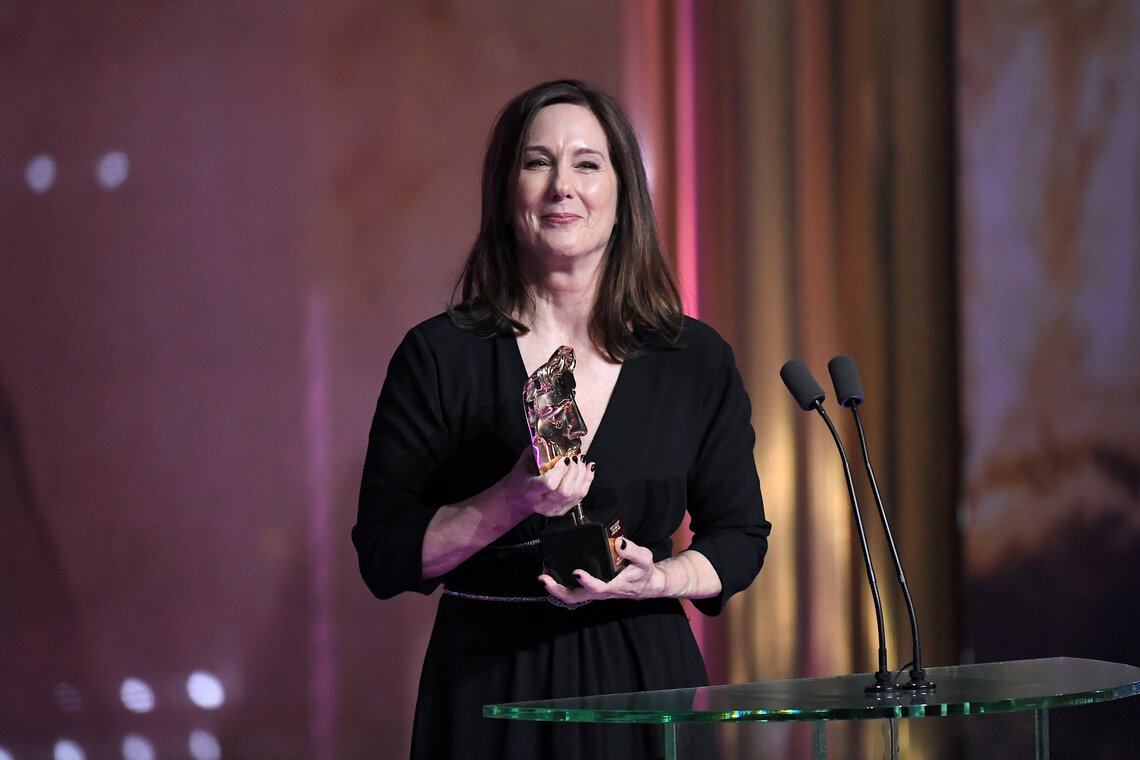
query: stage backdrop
[
  {"left": 2, "top": 2, "right": 1138, "bottom": 760},
  {"left": 956, "top": 1, "right": 1140, "bottom": 757}
]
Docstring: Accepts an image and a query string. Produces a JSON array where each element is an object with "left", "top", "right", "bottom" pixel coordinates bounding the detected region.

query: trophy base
[{"left": 541, "top": 515, "right": 627, "bottom": 588}]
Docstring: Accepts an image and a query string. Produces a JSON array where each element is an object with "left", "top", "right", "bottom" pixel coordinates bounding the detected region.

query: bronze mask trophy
[{"left": 524, "top": 346, "right": 626, "bottom": 588}]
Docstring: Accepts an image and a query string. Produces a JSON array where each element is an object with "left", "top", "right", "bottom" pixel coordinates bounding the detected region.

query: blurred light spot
[
  {"left": 54, "top": 682, "right": 83, "bottom": 713},
  {"left": 95, "top": 151, "right": 129, "bottom": 189},
  {"left": 53, "top": 740, "right": 85, "bottom": 760},
  {"left": 188, "top": 730, "right": 221, "bottom": 760},
  {"left": 0, "top": 746, "right": 14, "bottom": 760},
  {"left": 120, "top": 678, "right": 155, "bottom": 713},
  {"left": 187, "top": 671, "right": 225, "bottom": 709},
  {"left": 26, "top": 154, "right": 57, "bottom": 193},
  {"left": 121, "top": 735, "right": 154, "bottom": 760}
]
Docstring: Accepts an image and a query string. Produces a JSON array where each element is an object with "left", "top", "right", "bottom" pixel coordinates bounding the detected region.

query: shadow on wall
[
  {"left": 0, "top": 376, "right": 114, "bottom": 750},
  {"left": 967, "top": 507, "right": 1140, "bottom": 759}
]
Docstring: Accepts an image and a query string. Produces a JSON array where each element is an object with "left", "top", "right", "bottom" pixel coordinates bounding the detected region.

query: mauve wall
[{"left": 1, "top": 3, "right": 622, "bottom": 758}]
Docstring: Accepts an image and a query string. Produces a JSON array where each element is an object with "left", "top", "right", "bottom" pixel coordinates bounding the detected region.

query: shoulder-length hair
[{"left": 448, "top": 79, "right": 683, "bottom": 361}]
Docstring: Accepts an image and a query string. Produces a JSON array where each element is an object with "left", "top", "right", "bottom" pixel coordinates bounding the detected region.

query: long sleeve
[
  {"left": 683, "top": 331, "right": 771, "bottom": 616},
  {"left": 352, "top": 316, "right": 533, "bottom": 600},
  {"left": 353, "top": 325, "right": 450, "bottom": 599}
]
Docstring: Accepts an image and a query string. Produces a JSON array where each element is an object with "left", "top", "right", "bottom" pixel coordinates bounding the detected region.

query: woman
[{"left": 353, "top": 79, "right": 770, "bottom": 760}]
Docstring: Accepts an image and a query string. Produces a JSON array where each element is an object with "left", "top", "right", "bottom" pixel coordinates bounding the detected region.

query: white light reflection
[
  {"left": 0, "top": 746, "right": 15, "bottom": 760},
  {"left": 54, "top": 682, "right": 83, "bottom": 713},
  {"left": 187, "top": 671, "right": 225, "bottom": 709},
  {"left": 53, "top": 739, "right": 85, "bottom": 760},
  {"left": 121, "top": 735, "right": 154, "bottom": 760},
  {"left": 26, "top": 154, "right": 57, "bottom": 193},
  {"left": 188, "top": 730, "right": 222, "bottom": 760},
  {"left": 95, "top": 151, "right": 129, "bottom": 189},
  {"left": 120, "top": 678, "right": 155, "bottom": 713}
]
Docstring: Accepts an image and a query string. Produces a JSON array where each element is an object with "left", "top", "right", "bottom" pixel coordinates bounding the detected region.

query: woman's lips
[{"left": 542, "top": 213, "right": 581, "bottom": 224}]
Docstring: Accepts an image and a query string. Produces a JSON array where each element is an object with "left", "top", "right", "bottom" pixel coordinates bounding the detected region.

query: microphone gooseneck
[
  {"left": 827, "top": 355, "right": 936, "bottom": 693},
  {"left": 780, "top": 360, "right": 895, "bottom": 695}
]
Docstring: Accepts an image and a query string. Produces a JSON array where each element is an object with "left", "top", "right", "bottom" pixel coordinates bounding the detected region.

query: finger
[
  {"left": 537, "top": 573, "right": 565, "bottom": 594},
  {"left": 570, "top": 569, "right": 610, "bottom": 595},
  {"left": 541, "top": 460, "right": 593, "bottom": 511},
  {"left": 559, "top": 457, "right": 595, "bottom": 496},
  {"left": 540, "top": 455, "right": 574, "bottom": 487},
  {"left": 614, "top": 537, "right": 654, "bottom": 567},
  {"left": 538, "top": 573, "right": 588, "bottom": 604}
]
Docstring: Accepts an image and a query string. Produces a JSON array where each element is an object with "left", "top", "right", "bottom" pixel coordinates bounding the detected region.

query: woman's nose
[{"left": 548, "top": 164, "right": 573, "bottom": 199}]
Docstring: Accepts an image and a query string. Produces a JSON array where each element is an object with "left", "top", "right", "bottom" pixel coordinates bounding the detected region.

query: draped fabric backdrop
[
  {"left": 2, "top": 2, "right": 1137, "bottom": 759},
  {"left": 623, "top": 2, "right": 961, "bottom": 757}
]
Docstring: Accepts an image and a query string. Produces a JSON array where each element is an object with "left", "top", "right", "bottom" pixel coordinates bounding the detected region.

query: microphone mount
[
  {"left": 827, "top": 353, "right": 936, "bottom": 693},
  {"left": 811, "top": 398, "right": 896, "bottom": 695},
  {"left": 780, "top": 360, "right": 896, "bottom": 695},
  {"left": 845, "top": 398, "right": 936, "bottom": 693}
]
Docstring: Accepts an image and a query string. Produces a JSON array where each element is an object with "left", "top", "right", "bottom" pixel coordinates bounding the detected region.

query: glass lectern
[{"left": 485, "top": 657, "right": 1140, "bottom": 759}]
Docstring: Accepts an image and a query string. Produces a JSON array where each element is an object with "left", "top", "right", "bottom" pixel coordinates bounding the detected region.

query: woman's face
[{"left": 512, "top": 103, "right": 619, "bottom": 270}]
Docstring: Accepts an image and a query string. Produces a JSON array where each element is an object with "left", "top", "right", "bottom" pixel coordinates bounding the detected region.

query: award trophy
[{"left": 524, "top": 346, "right": 627, "bottom": 588}]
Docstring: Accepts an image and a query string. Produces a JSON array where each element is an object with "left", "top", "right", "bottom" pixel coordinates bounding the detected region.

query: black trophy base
[{"left": 541, "top": 515, "right": 626, "bottom": 588}]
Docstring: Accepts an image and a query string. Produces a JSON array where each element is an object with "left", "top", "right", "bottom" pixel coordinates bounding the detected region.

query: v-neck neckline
[{"left": 506, "top": 333, "right": 630, "bottom": 462}]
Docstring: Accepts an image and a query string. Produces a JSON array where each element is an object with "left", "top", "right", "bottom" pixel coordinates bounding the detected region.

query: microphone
[
  {"left": 779, "top": 359, "right": 826, "bottom": 410},
  {"left": 779, "top": 359, "right": 895, "bottom": 694},
  {"left": 827, "top": 354, "right": 936, "bottom": 693}
]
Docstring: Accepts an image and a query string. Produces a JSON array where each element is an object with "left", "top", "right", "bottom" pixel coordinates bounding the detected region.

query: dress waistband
[
  {"left": 494, "top": 538, "right": 542, "bottom": 549},
  {"left": 442, "top": 587, "right": 591, "bottom": 609}
]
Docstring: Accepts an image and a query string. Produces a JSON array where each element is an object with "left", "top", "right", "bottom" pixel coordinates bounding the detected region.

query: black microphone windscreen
[
  {"left": 780, "top": 359, "right": 826, "bottom": 410},
  {"left": 828, "top": 354, "right": 865, "bottom": 408}
]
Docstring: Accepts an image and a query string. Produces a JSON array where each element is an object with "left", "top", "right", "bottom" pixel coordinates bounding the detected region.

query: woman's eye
[
  {"left": 577, "top": 161, "right": 600, "bottom": 170},
  {"left": 523, "top": 158, "right": 550, "bottom": 169}
]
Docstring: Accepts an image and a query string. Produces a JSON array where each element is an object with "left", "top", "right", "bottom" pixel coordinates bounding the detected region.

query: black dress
[{"left": 353, "top": 314, "right": 770, "bottom": 760}]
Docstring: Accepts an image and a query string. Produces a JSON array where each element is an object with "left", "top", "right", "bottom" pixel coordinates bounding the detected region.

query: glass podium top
[{"left": 485, "top": 657, "right": 1140, "bottom": 725}]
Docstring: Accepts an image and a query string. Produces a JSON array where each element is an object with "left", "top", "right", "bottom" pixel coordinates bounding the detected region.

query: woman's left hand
[{"left": 538, "top": 537, "right": 666, "bottom": 604}]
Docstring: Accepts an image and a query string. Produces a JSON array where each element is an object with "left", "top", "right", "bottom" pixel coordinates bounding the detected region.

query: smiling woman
[
  {"left": 512, "top": 103, "right": 619, "bottom": 270},
  {"left": 451, "top": 80, "right": 685, "bottom": 362},
  {"left": 352, "top": 79, "right": 771, "bottom": 760}
]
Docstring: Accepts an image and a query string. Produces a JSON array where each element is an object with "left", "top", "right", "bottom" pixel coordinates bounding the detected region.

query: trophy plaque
[{"left": 524, "top": 346, "right": 627, "bottom": 588}]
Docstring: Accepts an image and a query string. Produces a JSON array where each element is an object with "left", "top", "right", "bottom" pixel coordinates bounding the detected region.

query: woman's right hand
[
  {"left": 499, "top": 448, "right": 595, "bottom": 520},
  {"left": 421, "top": 448, "right": 596, "bottom": 580}
]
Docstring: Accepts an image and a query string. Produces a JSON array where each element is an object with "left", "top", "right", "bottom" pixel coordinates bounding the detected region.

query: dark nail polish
[
  {"left": 588, "top": 462, "right": 596, "bottom": 471},
  {"left": 564, "top": 457, "right": 571, "bottom": 466},
  {"left": 620, "top": 538, "right": 627, "bottom": 550}
]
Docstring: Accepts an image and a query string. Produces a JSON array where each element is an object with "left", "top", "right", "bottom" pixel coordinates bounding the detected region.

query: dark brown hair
[{"left": 448, "top": 79, "right": 683, "bottom": 360}]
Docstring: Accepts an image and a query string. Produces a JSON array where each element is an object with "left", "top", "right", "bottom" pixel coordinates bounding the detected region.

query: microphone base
[
  {"left": 864, "top": 671, "right": 898, "bottom": 696},
  {"left": 900, "top": 671, "right": 937, "bottom": 693}
]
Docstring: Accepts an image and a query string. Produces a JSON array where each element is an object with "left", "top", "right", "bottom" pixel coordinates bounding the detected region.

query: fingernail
[
  {"left": 564, "top": 457, "right": 571, "bottom": 466},
  {"left": 619, "top": 538, "right": 627, "bottom": 550},
  {"left": 588, "top": 462, "right": 596, "bottom": 471},
  {"left": 573, "top": 455, "right": 580, "bottom": 463}
]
